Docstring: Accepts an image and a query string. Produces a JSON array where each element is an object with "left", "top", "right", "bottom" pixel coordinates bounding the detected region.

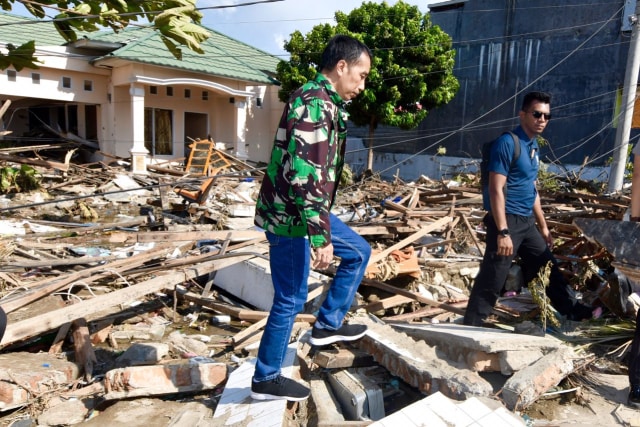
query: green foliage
[
  {"left": 604, "top": 144, "right": 634, "bottom": 182},
  {"left": 536, "top": 161, "right": 562, "bottom": 193},
  {"left": 529, "top": 261, "right": 562, "bottom": 328},
  {"left": 277, "top": 1, "right": 459, "bottom": 132},
  {"left": 0, "top": 0, "right": 210, "bottom": 69},
  {"left": 339, "top": 163, "right": 354, "bottom": 187},
  {"left": 0, "top": 41, "right": 41, "bottom": 71},
  {"left": 0, "top": 165, "right": 41, "bottom": 193}
]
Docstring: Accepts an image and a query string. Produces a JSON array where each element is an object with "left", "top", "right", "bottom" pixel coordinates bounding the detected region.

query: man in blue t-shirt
[{"left": 464, "top": 91, "right": 596, "bottom": 326}]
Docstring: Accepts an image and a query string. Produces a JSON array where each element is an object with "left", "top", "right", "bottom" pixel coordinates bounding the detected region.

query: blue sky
[
  {"left": 202, "top": 0, "right": 441, "bottom": 57},
  {"left": 7, "top": 0, "right": 440, "bottom": 58}
]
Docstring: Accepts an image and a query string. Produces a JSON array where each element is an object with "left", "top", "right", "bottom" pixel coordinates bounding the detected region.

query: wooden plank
[
  {"left": 360, "top": 294, "right": 414, "bottom": 313},
  {"left": 0, "top": 244, "right": 176, "bottom": 313},
  {"left": 368, "top": 216, "right": 452, "bottom": 265},
  {"left": 359, "top": 276, "right": 466, "bottom": 316},
  {"left": 0, "top": 251, "right": 262, "bottom": 347},
  {"left": 351, "top": 226, "right": 393, "bottom": 236}
]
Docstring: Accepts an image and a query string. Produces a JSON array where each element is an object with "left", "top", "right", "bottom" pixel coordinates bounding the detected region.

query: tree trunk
[{"left": 366, "top": 117, "right": 376, "bottom": 171}]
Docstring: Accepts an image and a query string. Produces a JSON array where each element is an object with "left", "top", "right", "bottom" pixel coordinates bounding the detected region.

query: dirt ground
[{"left": 524, "top": 372, "right": 640, "bottom": 427}]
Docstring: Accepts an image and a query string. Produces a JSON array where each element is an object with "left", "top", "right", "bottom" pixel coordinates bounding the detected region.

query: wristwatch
[{"left": 499, "top": 228, "right": 510, "bottom": 237}]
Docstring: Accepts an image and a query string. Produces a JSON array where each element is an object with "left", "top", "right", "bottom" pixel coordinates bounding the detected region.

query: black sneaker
[
  {"left": 309, "top": 323, "right": 367, "bottom": 346},
  {"left": 251, "top": 375, "right": 310, "bottom": 401},
  {"left": 629, "top": 384, "right": 640, "bottom": 408}
]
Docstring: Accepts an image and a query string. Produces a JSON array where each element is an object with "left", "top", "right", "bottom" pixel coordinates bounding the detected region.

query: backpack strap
[{"left": 504, "top": 131, "right": 521, "bottom": 171}]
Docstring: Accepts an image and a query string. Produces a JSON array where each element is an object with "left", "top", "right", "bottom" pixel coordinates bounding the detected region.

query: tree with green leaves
[
  {"left": 277, "top": 1, "right": 459, "bottom": 170},
  {"left": 0, "top": 0, "right": 210, "bottom": 70}
]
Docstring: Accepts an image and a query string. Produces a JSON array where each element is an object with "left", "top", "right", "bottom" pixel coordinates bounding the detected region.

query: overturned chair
[{"left": 174, "top": 138, "right": 232, "bottom": 205}]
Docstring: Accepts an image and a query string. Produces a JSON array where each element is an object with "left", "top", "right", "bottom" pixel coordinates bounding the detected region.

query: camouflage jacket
[{"left": 254, "top": 73, "right": 348, "bottom": 248}]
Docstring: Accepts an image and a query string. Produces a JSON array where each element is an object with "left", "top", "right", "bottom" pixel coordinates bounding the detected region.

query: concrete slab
[
  {"left": 213, "top": 341, "right": 300, "bottom": 426},
  {"left": 502, "top": 346, "right": 576, "bottom": 411},
  {"left": 0, "top": 352, "right": 80, "bottom": 411},
  {"left": 103, "top": 362, "right": 227, "bottom": 400},
  {"left": 369, "top": 391, "right": 525, "bottom": 427},
  {"left": 390, "top": 322, "right": 562, "bottom": 374},
  {"left": 213, "top": 249, "right": 330, "bottom": 311},
  {"left": 355, "top": 316, "right": 494, "bottom": 400}
]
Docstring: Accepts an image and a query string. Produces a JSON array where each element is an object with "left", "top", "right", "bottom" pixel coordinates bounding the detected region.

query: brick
[
  {"left": 502, "top": 346, "right": 575, "bottom": 410},
  {"left": 0, "top": 352, "right": 80, "bottom": 411},
  {"left": 313, "top": 347, "right": 375, "bottom": 369},
  {"left": 104, "top": 362, "right": 227, "bottom": 400}
]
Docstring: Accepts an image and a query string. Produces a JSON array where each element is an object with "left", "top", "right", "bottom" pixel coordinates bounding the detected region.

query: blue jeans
[{"left": 253, "top": 213, "right": 371, "bottom": 382}]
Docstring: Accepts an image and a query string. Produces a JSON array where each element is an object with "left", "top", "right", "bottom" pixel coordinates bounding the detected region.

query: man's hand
[
  {"left": 312, "top": 244, "right": 334, "bottom": 270},
  {"left": 497, "top": 235, "right": 513, "bottom": 257},
  {"left": 540, "top": 226, "right": 553, "bottom": 249}
]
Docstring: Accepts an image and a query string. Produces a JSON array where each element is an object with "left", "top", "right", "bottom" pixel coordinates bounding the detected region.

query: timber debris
[{"left": 0, "top": 143, "right": 636, "bottom": 426}]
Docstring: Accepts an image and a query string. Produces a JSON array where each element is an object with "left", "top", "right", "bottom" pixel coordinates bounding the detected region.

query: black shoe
[
  {"left": 251, "top": 375, "right": 310, "bottom": 401},
  {"left": 309, "top": 323, "right": 367, "bottom": 346},
  {"left": 629, "top": 384, "right": 640, "bottom": 408}
]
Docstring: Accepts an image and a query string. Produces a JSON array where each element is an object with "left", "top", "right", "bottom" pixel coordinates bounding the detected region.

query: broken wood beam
[
  {"left": 359, "top": 276, "right": 465, "bottom": 316},
  {"left": 367, "top": 216, "right": 452, "bottom": 265},
  {"left": 178, "top": 292, "right": 316, "bottom": 324},
  {"left": 110, "top": 229, "right": 265, "bottom": 244},
  {"left": 71, "top": 318, "right": 97, "bottom": 382},
  {"left": 0, "top": 251, "right": 261, "bottom": 347},
  {"left": 0, "top": 243, "right": 176, "bottom": 313}
]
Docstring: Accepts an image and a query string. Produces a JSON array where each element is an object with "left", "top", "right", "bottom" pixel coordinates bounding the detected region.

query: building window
[
  {"left": 32, "top": 73, "right": 40, "bottom": 84},
  {"left": 150, "top": 86, "right": 158, "bottom": 95},
  {"left": 184, "top": 89, "right": 191, "bottom": 99},
  {"left": 202, "top": 91, "right": 208, "bottom": 101},
  {"left": 7, "top": 70, "right": 16, "bottom": 82},
  {"left": 84, "top": 80, "right": 93, "bottom": 91},
  {"left": 144, "top": 107, "right": 173, "bottom": 156},
  {"left": 62, "top": 77, "right": 71, "bottom": 88},
  {"left": 166, "top": 86, "right": 173, "bottom": 96}
]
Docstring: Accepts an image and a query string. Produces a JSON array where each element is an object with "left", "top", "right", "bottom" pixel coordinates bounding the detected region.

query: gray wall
[{"left": 354, "top": 0, "right": 634, "bottom": 168}]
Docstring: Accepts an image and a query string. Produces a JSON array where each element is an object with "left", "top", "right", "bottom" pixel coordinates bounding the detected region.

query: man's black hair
[
  {"left": 319, "top": 35, "right": 372, "bottom": 72},
  {"left": 521, "top": 91, "right": 551, "bottom": 111}
]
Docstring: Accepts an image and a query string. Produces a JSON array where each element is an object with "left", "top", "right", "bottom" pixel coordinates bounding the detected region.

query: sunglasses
[{"left": 530, "top": 110, "right": 551, "bottom": 121}]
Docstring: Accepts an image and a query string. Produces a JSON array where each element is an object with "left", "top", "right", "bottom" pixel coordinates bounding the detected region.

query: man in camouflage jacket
[{"left": 251, "top": 35, "right": 373, "bottom": 402}]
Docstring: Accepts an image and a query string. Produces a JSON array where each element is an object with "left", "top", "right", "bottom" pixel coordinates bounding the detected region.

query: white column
[
  {"left": 235, "top": 98, "right": 248, "bottom": 160},
  {"left": 129, "top": 83, "right": 148, "bottom": 174}
]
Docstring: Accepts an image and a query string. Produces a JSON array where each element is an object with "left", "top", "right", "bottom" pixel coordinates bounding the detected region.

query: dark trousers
[
  {"left": 630, "top": 310, "right": 640, "bottom": 386},
  {"left": 0, "top": 306, "right": 6, "bottom": 342},
  {"left": 463, "top": 214, "right": 593, "bottom": 326}
]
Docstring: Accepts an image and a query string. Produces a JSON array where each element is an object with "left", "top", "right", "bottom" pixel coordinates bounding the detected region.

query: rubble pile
[{"left": 0, "top": 144, "right": 636, "bottom": 426}]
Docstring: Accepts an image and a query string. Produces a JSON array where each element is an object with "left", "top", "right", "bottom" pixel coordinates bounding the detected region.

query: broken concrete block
[
  {"left": 82, "top": 398, "right": 212, "bottom": 427},
  {"left": 499, "top": 349, "right": 545, "bottom": 375},
  {"left": 110, "top": 323, "right": 166, "bottom": 341},
  {"left": 115, "top": 342, "right": 169, "bottom": 367},
  {"left": 167, "top": 331, "right": 208, "bottom": 356},
  {"left": 501, "top": 346, "right": 576, "bottom": 410},
  {"left": 390, "top": 323, "right": 560, "bottom": 373},
  {"left": 0, "top": 352, "right": 80, "bottom": 411},
  {"left": 37, "top": 398, "right": 93, "bottom": 426},
  {"left": 356, "top": 317, "right": 493, "bottom": 400},
  {"left": 312, "top": 347, "right": 375, "bottom": 369},
  {"left": 104, "top": 362, "right": 227, "bottom": 400}
]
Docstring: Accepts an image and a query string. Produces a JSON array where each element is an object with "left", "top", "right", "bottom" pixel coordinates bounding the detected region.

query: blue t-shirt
[{"left": 483, "top": 126, "right": 539, "bottom": 216}]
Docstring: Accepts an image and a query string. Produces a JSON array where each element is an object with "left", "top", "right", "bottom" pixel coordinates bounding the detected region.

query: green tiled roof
[
  {"left": 0, "top": 11, "right": 69, "bottom": 46},
  {"left": 0, "top": 11, "right": 281, "bottom": 85}
]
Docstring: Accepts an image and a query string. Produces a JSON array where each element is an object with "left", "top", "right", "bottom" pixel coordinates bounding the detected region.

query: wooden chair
[{"left": 174, "top": 139, "right": 232, "bottom": 205}]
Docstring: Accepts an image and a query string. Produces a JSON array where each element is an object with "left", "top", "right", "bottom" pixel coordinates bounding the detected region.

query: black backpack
[{"left": 480, "top": 131, "right": 521, "bottom": 193}]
